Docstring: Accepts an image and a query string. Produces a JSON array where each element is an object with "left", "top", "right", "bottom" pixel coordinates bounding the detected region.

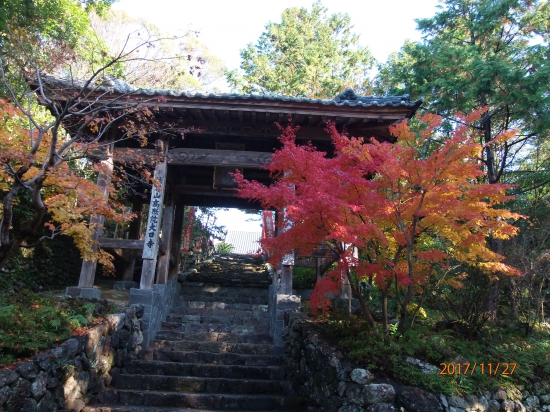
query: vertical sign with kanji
[{"left": 140, "top": 157, "right": 168, "bottom": 289}]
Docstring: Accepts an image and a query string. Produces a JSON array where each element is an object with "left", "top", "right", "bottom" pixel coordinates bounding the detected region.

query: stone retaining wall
[
  {"left": 0, "top": 305, "right": 143, "bottom": 412},
  {"left": 283, "top": 312, "right": 550, "bottom": 412}
]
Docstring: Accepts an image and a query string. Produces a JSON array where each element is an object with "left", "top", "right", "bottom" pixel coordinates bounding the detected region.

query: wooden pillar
[
  {"left": 316, "top": 258, "right": 325, "bottom": 281},
  {"left": 140, "top": 156, "right": 168, "bottom": 289},
  {"left": 168, "top": 200, "right": 185, "bottom": 281},
  {"left": 122, "top": 202, "right": 143, "bottom": 281},
  {"left": 340, "top": 270, "right": 352, "bottom": 313},
  {"left": 279, "top": 206, "right": 294, "bottom": 294},
  {"left": 280, "top": 263, "right": 293, "bottom": 295},
  {"left": 78, "top": 145, "right": 113, "bottom": 287},
  {"left": 156, "top": 194, "right": 175, "bottom": 285}
]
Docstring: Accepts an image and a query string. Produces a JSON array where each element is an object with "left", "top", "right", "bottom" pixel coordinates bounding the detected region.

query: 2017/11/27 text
[{"left": 440, "top": 362, "right": 517, "bottom": 376}]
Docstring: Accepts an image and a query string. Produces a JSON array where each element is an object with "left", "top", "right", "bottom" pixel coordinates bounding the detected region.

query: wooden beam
[
  {"left": 99, "top": 238, "right": 144, "bottom": 249},
  {"left": 294, "top": 258, "right": 317, "bottom": 268},
  {"left": 169, "top": 148, "right": 272, "bottom": 168},
  {"left": 169, "top": 201, "right": 186, "bottom": 281},
  {"left": 78, "top": 144, "right": 113, "bottom": 288},
  {"left": 251, "top": 111, "right": 256, "bottom": 124},
  {"left": 156, "top": 195, "right": 175, "bottom": 285},
  {"left": 210, "top": 109, "right": 218, "bottom": 121}
]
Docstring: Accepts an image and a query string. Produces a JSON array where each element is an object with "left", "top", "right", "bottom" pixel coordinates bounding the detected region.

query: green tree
[
  {"left": 226, "top": 1, "right": 374, "bottom": 99},
  {"left": 375, "top": 0, "right": 550, "bottom": 185},
  {"left": 374, "top": 0, "right": 550, "bottom": 319}
]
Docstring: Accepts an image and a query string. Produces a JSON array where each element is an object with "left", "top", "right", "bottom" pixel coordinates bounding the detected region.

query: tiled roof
[
  {"left": 38, "top": 75, "right": 422, "bottom": 109},
  {"left": 224, "top": 231, "right": 262, "bottom": 255}
]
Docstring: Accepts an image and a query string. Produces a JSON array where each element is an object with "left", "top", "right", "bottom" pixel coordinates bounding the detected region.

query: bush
[
  {"left": 216, "top": 242, "right": 234, "bottom": 255},
  {"left": 323, "top": 311, "right": 550, "bottom": 396},
  {"left": 293, "top": 267, "right": 317, "bottom": 289},
  {"left": 0, "top": 291, "right": 107, "bottom": 366}
]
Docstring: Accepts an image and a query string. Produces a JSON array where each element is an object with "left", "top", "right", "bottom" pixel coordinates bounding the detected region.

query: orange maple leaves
[{"left": 234, "top": 110, "right": 522, "bottom": 315}]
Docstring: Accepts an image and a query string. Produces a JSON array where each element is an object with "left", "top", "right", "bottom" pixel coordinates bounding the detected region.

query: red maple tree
[{"left": 234, "top": 111, "right": 522, "bottom": 334}]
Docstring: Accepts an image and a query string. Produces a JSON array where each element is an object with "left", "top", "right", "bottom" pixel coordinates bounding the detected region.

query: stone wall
[
  {"left": 0, "top": 306, "right": 143, "bottom": 412},
  {"left": 283, "top": 312, "right": 550, "bottom": 412},
  {"left": 128, "top": 279, "right": 180, "bottom": 347}
]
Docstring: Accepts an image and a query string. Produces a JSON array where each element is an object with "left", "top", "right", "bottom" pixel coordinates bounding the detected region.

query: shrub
[{"left": 293, "top": 267, "right": 317, "bottom": 289}]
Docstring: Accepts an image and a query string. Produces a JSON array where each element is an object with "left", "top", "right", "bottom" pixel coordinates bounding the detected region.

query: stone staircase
[{"left": 86, "top": 281, "right": 307, "bottom": 411}]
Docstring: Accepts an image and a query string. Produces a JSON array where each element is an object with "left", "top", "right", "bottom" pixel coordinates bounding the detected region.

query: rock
[
  {"left": 439, "top": 395, "right": 448, "bottom": 409},
  {"left": 366, "top": 405, "right": 397, "bottom": 412},
  {"left": 31, "top": 372, "right": 48, "bottom": 399},
  {"left": 18, "top": 397, "right": 37, "bottom": 412},
  {"left": 346, "top": 383, "right": 364, "bottom": 405},
  {"left": 33, "top": 353, "right": 55, "bottom": 373},
  {"left": 395, "top": 386, "right": 444, "bottom": 412},
  {"left": 339, "top": 405, "right": 365, "bottom": 412},
  {"left": 488, "top": 399, "right": 500, "bottom": 412},
  {"left": 0, "top": 386, "right": 10, "bottom": 407},
  {"left": 46, "top": 377, "right": 58, "bottom": 389},
  {"left": 500, "top": 399, "right": 514, "bottom": 412},
  {"left": 6, "top": 378, "right": 31, "bottom": 411},
  {"left": 0, "top": 369, "right": 18, "bottom": 387},
  {"left": 449, "top": 407, "right": 464, "bottom": 412},
  {"left": 363, "top": 384, "right": 395, "bottom": 405},
  {"left": 37, "top": 390, "right": 55, "bottom": 412},
  {"left": 448, "top": 395, "right": 469, "bottom": 409},
  {"left": 513, "top": 400, "right": 526, "bottom": 412},
  {"left": 351, "top": 368, "right": 374, "bottom": 385},
  {"left": 524, "top": 396, "right": 539, "bottom": 409},
  {"left": 405, "top": 357, "right": 440, "bottom": 374},
  {"left": 478, "top": 396, "right": 489, "bottom": 411},
  {"left": 540, "top": 394, "right": 550, "bottom": 404},
  {"left": 465, "top": 394, "right": 478, "bottom": 407},
  {"left": 16, "top": 362, "right": 39, "bottom": 380},
  {"left": 494, "top": 390, "right": 508, "bottom": 401},
  {"left": 338, "top": 381, "right": 348, "bottom": 397},
  {"left": 61, "top": 338, "right": 81, "bottom": 358}
]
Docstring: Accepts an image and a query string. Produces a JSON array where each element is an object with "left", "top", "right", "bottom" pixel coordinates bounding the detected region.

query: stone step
[
  {"left": 125, "top": 360, "right": 285, "bottom": 380},
  {"left": 179, "top": 285, "right": 268, "bottom": 305},
  {"left": 84, "top": 406, "right": 273, "bottom": 412},
  {"left": 149, "top": 340, "right": 274, "bottom": 355},
  {"left": 165, "top": 314, "right": 270, "bottom": 327},
  {"left": 98, "top": 389, "right": 308, "bottom": 411},
  {"left": 160, "top": 321, "right": 270, "bottom": 335},
  {"left": 175, "top": 301, "right": 269, "bottom": 312},
  {"left": 170, "top": 307, "right": 270, "bottom": 318},
  {"left": 155, "top": 331, "right": 272, "bottom": 344},
  {"left": 113, "top": 374, "right": 295, "bottom": 396},
  {"left": 138, "top": 350, "right": 281, "bottom": 366}
]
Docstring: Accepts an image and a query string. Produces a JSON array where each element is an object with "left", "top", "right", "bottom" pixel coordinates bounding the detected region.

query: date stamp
[{"left": 440, "top": 362, "right": 517, "bottom": 376}]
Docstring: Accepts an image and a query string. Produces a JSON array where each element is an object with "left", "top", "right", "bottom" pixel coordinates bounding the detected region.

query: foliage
[
  {"left": 324, "top": 311, "right": 550, "bottom": 396},
  {"left": 0, "top": 235, "right": 81, "bottom": 292},
  {"left": 226, "top": 1, "right": 374, "bottom": 98},
  {"left": 87, "top": 9, "right": 224, "bottom": 91},
  {"left": 234, "top": 112, "right": 521, "bottom": 334},
  {"left": 216, "top": 242, "right": 234, "bottom": 255},
  {"left": 292, "top": 266, "right": 317, "bottom": 289},
  {"left": 374, "top": 0, "right": 550, "bottom": 322},
  {"left": 0, "top": 98, "right": 139, "bottom": 271},
  {"left": 375, "top": 0, "right": 550, "bottom": 185},
  {"left": 0, "top": 290, "right": 103, "bottom": 365}
]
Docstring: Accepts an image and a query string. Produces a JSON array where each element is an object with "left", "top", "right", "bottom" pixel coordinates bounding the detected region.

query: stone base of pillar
[
  {"left": 128, "top": 280, "right": 181, "bottom": 348},
  {"left": 269, "top": 285, "right": 301, "bottom": 356},
  {"left": 65, "top": 286, "right": 102, "bottom": 300},
  {"left": 113, "top": 281, "right": 138, "bottom": 290}
]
